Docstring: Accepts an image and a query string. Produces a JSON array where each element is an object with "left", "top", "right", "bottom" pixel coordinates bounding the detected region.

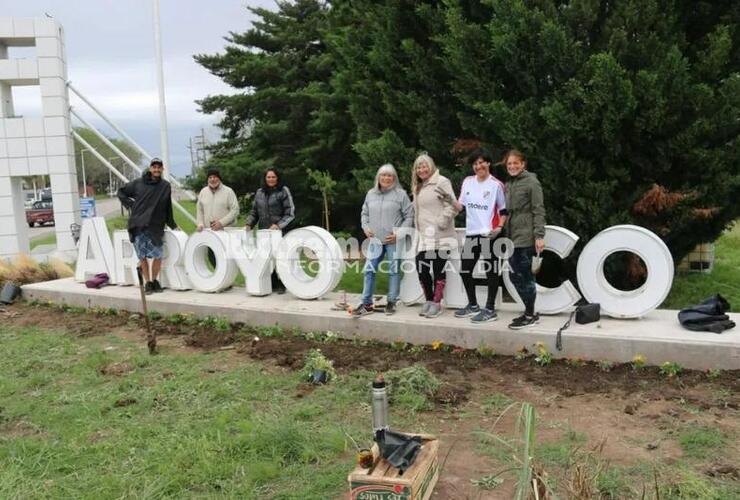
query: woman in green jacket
[{"left": 504, "top": 150, "right": 546, "bottom": 329}]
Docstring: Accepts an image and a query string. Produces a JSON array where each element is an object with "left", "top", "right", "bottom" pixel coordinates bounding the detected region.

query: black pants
[
  {"left": 460, "top": 235, "right": 500, "bottom": 310},
  {"left": 509, "top": 247, "right": 536, "bottom": 315},
  {"left": 415, "top": 250, "right": 447, "bottom": 301}
]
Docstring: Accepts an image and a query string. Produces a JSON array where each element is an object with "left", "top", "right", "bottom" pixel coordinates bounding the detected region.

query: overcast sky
[{"left": 1, "top": 0, "right": 275, "bottom": 177}]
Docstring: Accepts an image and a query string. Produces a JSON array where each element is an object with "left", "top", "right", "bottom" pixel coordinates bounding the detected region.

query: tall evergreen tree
[
  {"left": 439, "top": 0, "right": 740, "bottom": 261},
  {"left": 195, "top": 0, "right": 357, "bottom": 227},
  {"left": 328, "top": 0, "right": 466, "bottom": 191}
]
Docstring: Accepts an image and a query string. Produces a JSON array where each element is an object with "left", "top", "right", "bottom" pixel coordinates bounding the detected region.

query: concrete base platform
[{"left": 21, "top": 278, "right": 740, "bottom": 370}]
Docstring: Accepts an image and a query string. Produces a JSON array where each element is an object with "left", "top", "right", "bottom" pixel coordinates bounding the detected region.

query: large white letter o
[
  {"left": 183, "top": 230, "right": 238, "bottom": 292},
  {"left": 576, "top": 225, "right": 673, "bottom": 318},
  {"left": 275, "top": 226, "right": 344, "bottom": 299}
]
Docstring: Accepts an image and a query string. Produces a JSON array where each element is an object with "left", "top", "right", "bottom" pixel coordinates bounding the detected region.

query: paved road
[{"left": 29, "top": 197, "right": 124, "bottom": 240}]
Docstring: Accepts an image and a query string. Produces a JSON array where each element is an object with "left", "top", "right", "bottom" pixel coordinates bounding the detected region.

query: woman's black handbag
[{"left": 556, "top": 303, "right": 601, "bottom": 351}]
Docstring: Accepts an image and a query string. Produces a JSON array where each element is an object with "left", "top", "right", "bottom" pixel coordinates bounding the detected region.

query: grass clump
[
  {"left": 678, "top": 425, "right": 725, "bottom": 459},
  {"left": 385, "top": 364, "right": 441, "bottom": 411},
  {"left": 0, "top": 254, "right": 74, "bottom": 287}
]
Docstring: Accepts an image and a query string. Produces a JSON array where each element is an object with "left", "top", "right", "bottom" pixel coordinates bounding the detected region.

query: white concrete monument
[{"left": 0, "top": 17, "right": 80, "bottom": 260}]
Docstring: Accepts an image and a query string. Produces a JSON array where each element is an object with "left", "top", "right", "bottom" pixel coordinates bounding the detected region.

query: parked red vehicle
[{"left": 26, "top": 200, "right": 54, "bottom": 227}]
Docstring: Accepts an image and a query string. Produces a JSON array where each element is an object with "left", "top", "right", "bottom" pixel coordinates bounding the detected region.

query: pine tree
[
  {"left": 328, "top": 0, "right": 466, "bottom": 190},
  {"left": 195, "top": 0, "right": 356, "bottom": 227},
  {"left": 438, "top": 0, "right": 740, "bottom": 261}
]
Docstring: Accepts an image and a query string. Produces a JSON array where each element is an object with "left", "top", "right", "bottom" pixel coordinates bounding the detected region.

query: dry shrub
[
  {"left": 0, "top": 254, "right": 73, "bottom": 285},
  {"left": 44, "top": 258, "right": 74, "bottom": 279},
  {"left": 450, "top": 138, "right": 482, "bottom": 163},
  {"left": 565, "top": 438, "right": 608, "bottom": 500},
  {"left": 0, "top": 259, "right": 12, "bottom": 283},
  {"left": 692, "top": 207, "right": 717, "bottom": 219},
  {"left": 632, "top": 184, "right": 688, "bottom": 216},
  {"left": 9, "top": 255, "right": 44, "bottom": 284}
]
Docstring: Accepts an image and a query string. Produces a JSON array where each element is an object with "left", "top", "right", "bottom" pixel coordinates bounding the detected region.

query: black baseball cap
[
  {"left": 150, "top": 157, "right": 163, "bottom": 166},
  {"left": 206, "top": 168, "right": 221, "bottom": 180}
]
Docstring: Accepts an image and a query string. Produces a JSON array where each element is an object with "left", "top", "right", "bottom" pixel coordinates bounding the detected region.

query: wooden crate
[{"left": 348, "top": 433, "right": 439, "bottom": 500}]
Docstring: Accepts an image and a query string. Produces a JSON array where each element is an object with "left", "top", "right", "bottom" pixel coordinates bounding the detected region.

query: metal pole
[
  {"left": 66, "top": 83, "right": 194, "bottom": 199},
  {"left": 80, "top": 149, "right": 87, "bottom": 197},
  {"left": 71, "top": 108, "right": 143, "bottom": 177},
  {"left": 108, "top": 157, "right": 116, "bottom": 196},
  {"left": 152, "top": 0, "right": 171, "bottom": 175}
]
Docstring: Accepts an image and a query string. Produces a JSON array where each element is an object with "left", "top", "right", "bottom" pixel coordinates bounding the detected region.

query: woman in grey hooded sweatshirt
[{"left": 353, "top": 164, "right": 414, "bottom": 316}]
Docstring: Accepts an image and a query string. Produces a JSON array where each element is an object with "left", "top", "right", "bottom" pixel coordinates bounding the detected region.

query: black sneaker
[
  {"left": 144, "top": 281, "right": 155, "bottom": 295},
  {"left": 508, "top": 313, "right": 540, "bottom": 330},
  {"left": 152, "top": 279, "right": 164, "bottom": 293},
  {"left": 454, "top": 304, "right": 480, "bottom": 318},
  {"left": 351, "top": 303, "right": 374, "bottom": 317},
  {"left": 471, "top": 308, "right": 498, "bottom": 323},
  {"left": 385, "top": 302, "right": 396, "bottom": 315}
]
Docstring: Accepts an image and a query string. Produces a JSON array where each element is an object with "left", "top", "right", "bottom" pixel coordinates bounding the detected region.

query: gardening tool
[
  {"left": 531, "top": 251, "right": 543, "bottom": 275},
  {"left": 136, "top": 266, "right": 157, "bottom": 355}
]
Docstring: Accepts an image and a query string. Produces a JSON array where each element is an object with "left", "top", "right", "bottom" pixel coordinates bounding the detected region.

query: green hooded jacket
[{"left": 504, "top": 170, "right": 546, "bottom": 248}]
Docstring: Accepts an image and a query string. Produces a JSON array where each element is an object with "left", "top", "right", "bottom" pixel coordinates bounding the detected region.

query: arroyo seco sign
[{"left": 74, "top": 218, "right": 674, "bottom": 319}]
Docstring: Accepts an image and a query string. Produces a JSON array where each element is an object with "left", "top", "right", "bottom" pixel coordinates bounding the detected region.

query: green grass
[
  {"left": 664, "top": 224, "right": 740, "bottom": 311},
  {"left": 29, "top": 232, "right": 57, "bottom": 250},
  {"left": 678, "top": 425, "right": 726, "bottom": 459},
  {"left": 0, "top": 325, "right": 370, "bottom": 498}
]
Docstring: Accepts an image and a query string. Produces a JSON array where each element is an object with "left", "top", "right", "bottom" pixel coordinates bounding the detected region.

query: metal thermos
[{"left": 372, "top": 374, "right": 389, "bottom": 435}]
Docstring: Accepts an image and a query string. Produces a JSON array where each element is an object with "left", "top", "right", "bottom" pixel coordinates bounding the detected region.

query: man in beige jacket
[
  {"left": 196, "top": 168, "right": 239, "bottom": 266},
  {"left": 196, "top": 168, "right": 239, "bottom": 232}
]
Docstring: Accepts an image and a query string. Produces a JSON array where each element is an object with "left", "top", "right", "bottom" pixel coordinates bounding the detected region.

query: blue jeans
[
  {"left": 509, "top": 247, "right": 536, "bottom": 315},
  {"left": 362, "top": 242, "right": 400, "bottom": 305}
]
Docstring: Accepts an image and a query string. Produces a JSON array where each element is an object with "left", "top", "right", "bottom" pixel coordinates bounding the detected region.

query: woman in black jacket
[{"left": 244, "top": 168, "right": 296, "bottom": 293}]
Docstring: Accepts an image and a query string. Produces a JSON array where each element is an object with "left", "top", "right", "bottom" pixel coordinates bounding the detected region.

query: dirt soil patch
[{"left": 4, "top": 302, "right": 739, "bottom": 498}]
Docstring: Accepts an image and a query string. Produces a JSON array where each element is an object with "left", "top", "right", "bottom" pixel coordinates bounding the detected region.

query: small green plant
[
  {"left": 322, "top": 331, "right": 339, "bottom": 343},
  {"left": 471, "top": 474, "right": 504, "bottom": 490},
  {"left": 147, "top": 311, "right": 162, "bottom": 321},
  {"left": 256, "top": 324, "right": 284, "bottom": 338},
  {"left": 705, "top": 368, "right": 721, "bottom": 380},
  {"left": 476, "top": 344, "right": 496, "bottom": 358},
  {"left": 213, "top": 317, "right": 231, "bottom": 332},
  {"left": 597, "top": 360, "right": 615, "bottom": 372},
  {"left": 631, "top": 354, "right": 647, "bottom": 370},
  {"left": 300, "top": 349, "right": 336, "bottom": 382},
  {"left": 534, "top": 342, "right": 552, "bottom": 366},
  {"left": 515, "top": 347, "right": 530, "bottom": 361},
  {"left": 198, "top": 316, "right": 230, "bottom": 332},
  {"left": 303, "top": 331, "right": 319, "bottom": 341},
  {"left": 659, "top": 361, "right": 682, "bottom": 378},
  {"left": 409, "top": 344, "right": 426, "bottom": 355},
  {"left": 565, "top": 357, "right": 586, "bottom": 367},
  {"left": 166, "top": 313, "right": 188, "bottom": 325},
  {"left": 391, "top": 338, "right": 408, "bottom": 352}
]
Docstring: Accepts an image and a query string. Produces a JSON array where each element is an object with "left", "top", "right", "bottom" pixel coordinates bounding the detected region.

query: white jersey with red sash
[{"left": 458, "top": 175, "right": 507, "bottom": 236}]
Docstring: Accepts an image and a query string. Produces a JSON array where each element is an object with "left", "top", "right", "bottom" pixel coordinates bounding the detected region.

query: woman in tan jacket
[{"left": 411, "top": 154, "right": 459, "bottom": 318}]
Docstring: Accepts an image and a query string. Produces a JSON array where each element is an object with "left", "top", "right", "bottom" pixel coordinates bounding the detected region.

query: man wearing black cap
[{"left": 118, "top": 158, "right": 177, "bottom": 294}]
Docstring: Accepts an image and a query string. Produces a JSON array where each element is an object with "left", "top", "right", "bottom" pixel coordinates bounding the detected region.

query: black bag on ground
[
  {"left": 556, "top": 302, "right": 601, "bottom": 351},
  {"left": 678, "top": 294, "right": 735, "bottom": 333}
]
